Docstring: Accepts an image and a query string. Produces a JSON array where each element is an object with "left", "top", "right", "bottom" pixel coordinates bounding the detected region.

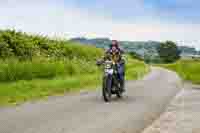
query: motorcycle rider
[{"left": 97, "top": 40, "right": 125, "bottom": 92}]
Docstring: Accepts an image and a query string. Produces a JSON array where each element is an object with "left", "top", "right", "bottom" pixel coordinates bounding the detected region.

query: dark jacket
[{"left": 105, "top": 47, "right": 124, "bottom": 63}]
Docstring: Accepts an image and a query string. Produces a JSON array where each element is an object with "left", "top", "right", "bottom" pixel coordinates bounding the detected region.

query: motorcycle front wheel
[{"left": 102, "top": 76, "right": 112, "bottom": 102}]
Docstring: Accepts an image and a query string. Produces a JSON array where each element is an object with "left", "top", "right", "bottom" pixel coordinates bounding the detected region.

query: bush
[
  {"left": 0, "top": 42, "right": 13, "bottom": 58},
  {"left": 0, "top": 29, "right": 104, "bottom": 82},
  {"left": 0, "top": 29, "right": 103, "bottom": 60}
]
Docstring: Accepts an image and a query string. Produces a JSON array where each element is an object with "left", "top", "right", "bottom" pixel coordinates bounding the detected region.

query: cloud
[
  {"left": 0, "top": 0, "right": 200, "bottom": 49},
  {"left": 0, "top": 0, "right": 65, "bottom": 37}
]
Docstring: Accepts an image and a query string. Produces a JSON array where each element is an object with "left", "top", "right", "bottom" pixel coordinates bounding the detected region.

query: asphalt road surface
[
  {"left": 143, "top": 83, "right": 200, "bottom": 133},
  {"left": 0, "top": 67, "right": 182, "bottom": 133}
]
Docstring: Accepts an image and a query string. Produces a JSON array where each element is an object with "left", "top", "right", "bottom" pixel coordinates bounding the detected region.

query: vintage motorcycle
[{"left": 97, "top": 57, "right": 124, "bottom": 102}]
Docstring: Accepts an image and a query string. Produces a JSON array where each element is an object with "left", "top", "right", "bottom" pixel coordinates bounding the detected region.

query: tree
[{"left": 157, "top": 41, "right": 181, "bottom": 63}]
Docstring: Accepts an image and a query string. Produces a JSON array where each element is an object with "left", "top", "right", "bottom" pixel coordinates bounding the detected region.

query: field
[
  {"left": 159, "top": 59, "right": 200, "bottom": 84},
  {"left": 0, "top": 30, "right": 149, "bottom": 106}
]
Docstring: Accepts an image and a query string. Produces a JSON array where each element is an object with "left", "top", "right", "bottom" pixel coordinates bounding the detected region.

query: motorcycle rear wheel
[{"left": 116, "top": 83, "right": 123, "bottom": 98}]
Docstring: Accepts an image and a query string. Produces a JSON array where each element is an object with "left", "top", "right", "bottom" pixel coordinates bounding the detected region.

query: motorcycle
[{"left": 97, "top": 58, "right": 124, "bottom": 102}]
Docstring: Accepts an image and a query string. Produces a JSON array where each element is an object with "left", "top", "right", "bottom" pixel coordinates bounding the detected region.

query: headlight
[{"left": 105, "top": 64, "right": 112, "bottom": 69}]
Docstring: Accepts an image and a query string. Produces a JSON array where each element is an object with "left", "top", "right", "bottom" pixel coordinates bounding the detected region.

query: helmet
[{"left": 110, "top": 40, "right": 119, "bottom": 48}]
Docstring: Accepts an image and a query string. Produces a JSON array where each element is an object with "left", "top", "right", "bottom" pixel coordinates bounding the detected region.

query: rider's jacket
[{"left": 105, "top": 48, "right": 124, "bottom": 63}]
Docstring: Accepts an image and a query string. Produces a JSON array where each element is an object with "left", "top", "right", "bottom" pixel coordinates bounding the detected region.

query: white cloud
[
  {"left": 0, "top": 0, "right": 200, "bottom": 49},
  {"left": 0, "top": 0, "right": 65, "bottom": 38}
]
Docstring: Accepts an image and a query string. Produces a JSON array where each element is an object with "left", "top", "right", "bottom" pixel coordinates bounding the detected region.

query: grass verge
[
  {"left": 158, "top": 59, "right": 200, "bottom": 84},
  {"left": 0, "top": 58, "right": 149, "bottom": 107}
]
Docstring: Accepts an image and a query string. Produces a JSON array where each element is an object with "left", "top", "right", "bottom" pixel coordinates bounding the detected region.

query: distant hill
[{"left": 70, "top": 38, "right": 199, "bottom": 58}]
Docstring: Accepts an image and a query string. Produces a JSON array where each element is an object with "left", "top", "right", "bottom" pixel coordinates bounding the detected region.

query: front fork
[
  {"left": 107, "top": 73, "right": 120, "bottom": 91},
  {"left": 104, "top": 73, "right": 113, "bottom": 91}
]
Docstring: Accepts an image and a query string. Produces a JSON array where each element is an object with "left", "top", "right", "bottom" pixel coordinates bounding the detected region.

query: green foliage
[
  {"left": 0, "top": 58, "right": 99, "bottom": 82},
  {"left": 0, "top": 29, "right": 103, "bottom": 60},
  {"left": 159, "top": 59, "right": 200, "bottom": 84},
  {"left": 0, "top": 29, "right": 103, "bottom": 82},
  {"left": 126, "top": 57, "right": 149, "bottom": 80},
  {"left": 0, "top": 74, "right": 101, "bottom": 106},
  {"left": 128, "top": 51, "right": 143, "bottom": 61},
  {"left": 157, "top": 41, "right": 181, "bottom": 63},
  {"left": 0, "top": 41, "right": 13, "bottom": 58},
  {"left": 0, "top": 58, "right": 149, "bottom": 106},
  {"left": 0, "top": 29, "right": 150, "bottom": 106},
  {"left": 149, "top": 56, "right": 163, "bottom": 64}
]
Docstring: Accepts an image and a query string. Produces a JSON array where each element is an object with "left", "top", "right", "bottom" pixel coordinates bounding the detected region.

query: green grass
[
  {"left": 0, "top": 58, "right": 99, "bottom": 82},
  {"left": 0, "top": 57, "right": 149, "bottom": 106},
  {"left": 126, "top": 57, "right": 149, "bottom": 80},
  {"left": 159, "top": 59, "right": 200, "bottom": 84},
  {"left": 0, "top": 74, "right": 101, "bottom": 106}
]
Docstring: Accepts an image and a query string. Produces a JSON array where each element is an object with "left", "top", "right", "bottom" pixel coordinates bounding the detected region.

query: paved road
[
  {"left": 143, "top": 83, "right": 200, "bottom": 133},
  {"left": 0, "top": 67, "right": 181, "bottom": 133}
]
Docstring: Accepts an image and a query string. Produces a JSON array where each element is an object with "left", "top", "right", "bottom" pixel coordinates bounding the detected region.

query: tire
[{"left": 102, "top": 76, "right": 112, "bottom": 102}]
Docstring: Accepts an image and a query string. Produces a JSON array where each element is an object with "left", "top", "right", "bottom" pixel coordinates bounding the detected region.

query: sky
[{"left": 0, "top": 0, "right": 200, "bottom": 49}]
